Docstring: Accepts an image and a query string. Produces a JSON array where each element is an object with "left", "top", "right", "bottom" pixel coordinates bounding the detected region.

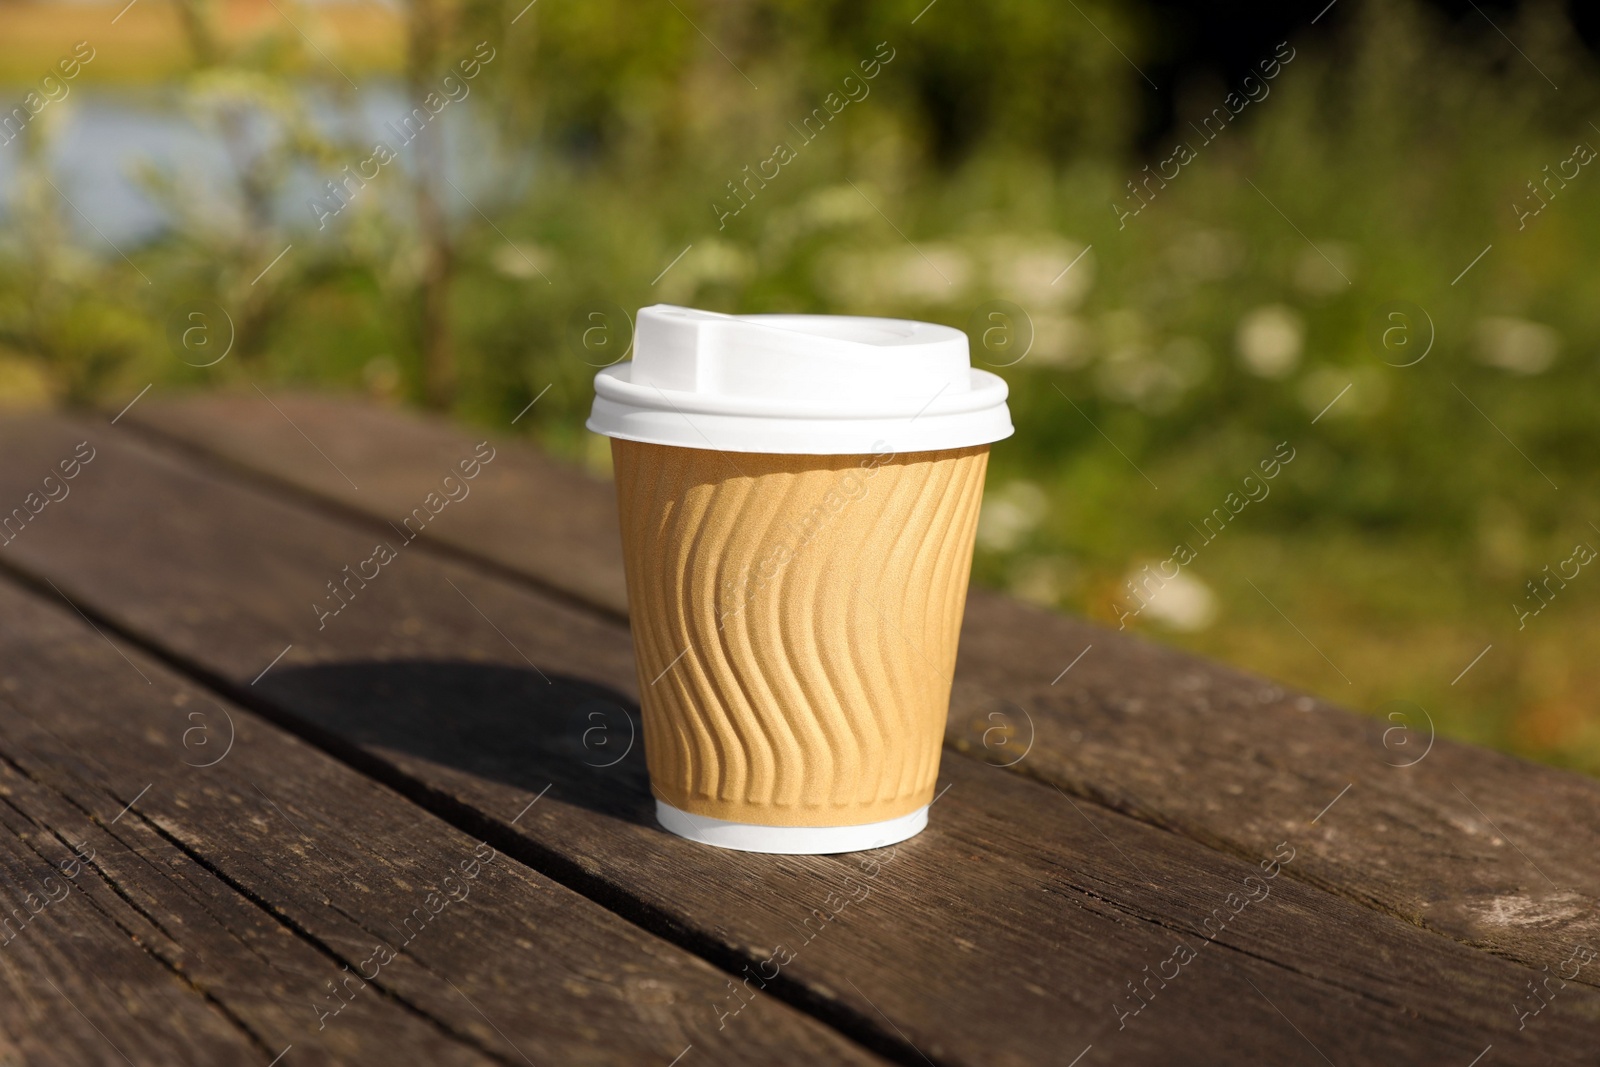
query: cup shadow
[{"left": 260, "top": 661, "right": 655, "bottom": 828}]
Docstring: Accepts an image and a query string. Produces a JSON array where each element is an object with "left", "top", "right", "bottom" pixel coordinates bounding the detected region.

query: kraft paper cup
[{"left": 588, "top": 305, "right": 1012, "bottom": 854}]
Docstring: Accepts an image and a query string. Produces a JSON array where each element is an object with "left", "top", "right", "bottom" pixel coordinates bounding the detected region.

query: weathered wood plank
[
  {"left": 0, "top": 741, "right": 504, "bottom": 1067},
  {"left": 0, "top": 552, "right": 887, "bottom": 1063},
  {"left": 950, "top": 592, "right": 1600, "bottom": 979},
  {"left": 126, "top": 391, "right": 628, "bottom": 618},
  {"left": 123, "top": 392, "right": 1600, "bottom": 980},
  {"left": 24, "top": 411, "right": 1600, "bottom": 1063},
  {"left": 0, "top": 757, "right": 266, "bottom": 1066}
]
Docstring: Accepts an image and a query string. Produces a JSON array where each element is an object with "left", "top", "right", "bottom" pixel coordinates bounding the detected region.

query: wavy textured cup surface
[{"left": 612, "top": 439, "right": 988, "bottom": 827}]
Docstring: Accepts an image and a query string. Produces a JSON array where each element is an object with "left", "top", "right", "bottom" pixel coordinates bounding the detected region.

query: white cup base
[{"left": 654, "top": 800, "right": 928, "bottom": 855}]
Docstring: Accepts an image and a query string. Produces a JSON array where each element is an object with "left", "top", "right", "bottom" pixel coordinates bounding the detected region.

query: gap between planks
[
  {"left": 0, "top": 499, "right": 1578, "bottom": 1061},
  {"left": 114, "top": 418, "right": 631, "bottom": 628},
  {"left": 111, "top": 411, "right": 1600, "bottom": 996},
  {"left": 0, "top": 558, "right": 943, "bottom": 1067}
]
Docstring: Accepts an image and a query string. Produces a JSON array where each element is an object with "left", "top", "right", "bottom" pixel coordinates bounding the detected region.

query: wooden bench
[{"left": 0, "top": 391, "right": 1593, "bottom": 1065}]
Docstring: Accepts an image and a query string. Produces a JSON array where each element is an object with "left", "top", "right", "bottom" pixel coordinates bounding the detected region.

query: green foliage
[
  {"left": 464, "top": 0, "right": 1143, "bottom": 170},
  {"left": 3, "top": 0, "right": 1599, "bottom": 772}
]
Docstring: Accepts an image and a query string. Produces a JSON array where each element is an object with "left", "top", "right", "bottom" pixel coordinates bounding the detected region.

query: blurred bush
[{"left": 2, "top": 0, "right": 1599, "bottom": 772}]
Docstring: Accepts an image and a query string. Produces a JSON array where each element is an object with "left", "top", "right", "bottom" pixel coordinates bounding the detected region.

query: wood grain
[
  {"left": 0, "top": 517, "right": 886, "bottom": 1063},
  {"left": 0, "top": 759, "right": 264, "bottom": 1066},
  {"left": 23, "top": 411, "right": 1599, "bottom": 1064},
  {"left": 125, "top": 391, "right": 629, "bottom": 617},
  {"left": 122, "top": 392, "right": 1600, "bottom": 982}
]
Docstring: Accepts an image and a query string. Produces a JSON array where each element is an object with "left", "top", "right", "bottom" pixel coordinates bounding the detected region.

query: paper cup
[{"left": 589, "top": 306, "right": 1011, "bottom": 853}]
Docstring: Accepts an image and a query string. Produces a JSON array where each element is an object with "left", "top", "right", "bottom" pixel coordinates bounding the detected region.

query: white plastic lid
[{"left": 586, "top": 304, "right": 1013, "bottom": 455}]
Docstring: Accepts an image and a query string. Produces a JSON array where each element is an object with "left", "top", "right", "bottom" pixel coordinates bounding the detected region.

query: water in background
[{"left": 0, "top": 79, "right": 525, "bottom": 246}]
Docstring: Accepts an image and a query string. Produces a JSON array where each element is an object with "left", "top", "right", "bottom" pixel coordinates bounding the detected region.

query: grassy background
[{"left": 2, "top": 0, "right": 1598, "bottom": 772}]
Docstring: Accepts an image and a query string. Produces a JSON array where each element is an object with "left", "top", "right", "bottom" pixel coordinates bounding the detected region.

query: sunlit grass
[{"left": 0, "top": 0, "right": 402, "bottom": 85}]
